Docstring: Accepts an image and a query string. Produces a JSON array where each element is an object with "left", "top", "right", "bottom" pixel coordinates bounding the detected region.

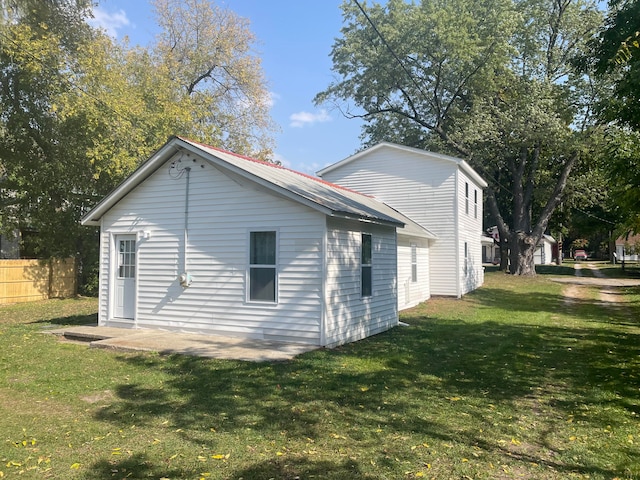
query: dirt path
[{"left": 551, "top": 263, "right": 640, "bottom": 311}]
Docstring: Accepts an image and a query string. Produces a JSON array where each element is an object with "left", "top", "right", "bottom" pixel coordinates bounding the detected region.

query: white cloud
[
  {"left": 289, "top": 109, "right": 332, "bottom": 128},
  {"left": 88, "top": 7, "right": 131, "bottom": 38}
]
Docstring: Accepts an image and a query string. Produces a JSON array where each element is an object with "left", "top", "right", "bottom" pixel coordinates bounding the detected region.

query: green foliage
[
  {"left": 0, "top": 0, "right": 276, "bottom": 290},
  {"left": 586, "top": 1, "right": 640, "bottom": 233},
  {"left": 317, "top": 0, "right": 604, "bottom": 274},
  {"left": 590, "top": 0, "right": 640, "bottom": 129}
]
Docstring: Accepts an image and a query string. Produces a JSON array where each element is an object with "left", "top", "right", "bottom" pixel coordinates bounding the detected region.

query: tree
[
  {"left": 590, "top": 0, "right": 640, "bottom": 128},
  {"left": 316, "top": 0, "right": 603, "bottom": 274},
  {"left": 587, "top": 0, "right": 640, "bottom": 234},
  {"left": 0, "top": 0, "right": 276, "bottom": 292},
  {"left": 152, "top": 0, "right": 277, "bottom": 159}
]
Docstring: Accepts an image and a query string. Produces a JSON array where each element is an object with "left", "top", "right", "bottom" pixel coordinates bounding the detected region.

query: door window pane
[{"left": 118, "top": 239, "right": 135, "bottom": 278}]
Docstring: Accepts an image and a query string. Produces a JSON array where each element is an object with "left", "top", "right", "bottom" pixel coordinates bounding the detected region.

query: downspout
[
  {"left": 320, "top": 224, "right": 327, "bottom": 347},
  {"left": 454, "top": 171, "right": 461, "bottom": 298},
  {"left": 179, "top": 167, "right": 192, "bottom": 287}
]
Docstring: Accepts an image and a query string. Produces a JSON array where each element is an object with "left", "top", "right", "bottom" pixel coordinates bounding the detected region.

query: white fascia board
[{"left": 80, "top": 139, "right": 181, "bottom": 226}]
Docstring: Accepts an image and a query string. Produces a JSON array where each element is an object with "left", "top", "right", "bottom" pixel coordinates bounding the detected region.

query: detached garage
[{"left": 81, "top": 136, "right": 434, "bottom": 347}]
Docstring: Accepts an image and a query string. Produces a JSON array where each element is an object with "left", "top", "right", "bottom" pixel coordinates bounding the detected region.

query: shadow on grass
[
  {"left": 83, "top": 452, "right": 189, "bottom": 480},
  {"left": 88, "top": 280, "right": 640, "bottom": 479},
  {"left": 231, "top": 458, "right": 373, "bottom": 480},
  {"left": 91, "top": 327, "right": 640, "bottom": 476},
  {"left": 44, "top": 312, "right": 97, "bottom": 326}
]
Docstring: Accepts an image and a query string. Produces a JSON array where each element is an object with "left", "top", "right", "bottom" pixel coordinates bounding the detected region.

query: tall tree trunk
[{"left": 510, "top": 231, "right": 536, "bottom": 275}]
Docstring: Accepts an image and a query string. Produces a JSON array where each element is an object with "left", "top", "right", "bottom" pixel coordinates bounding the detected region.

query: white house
[
  {"left": 318, "top": 142, "right": 488, "bottom": 298},
  {"left": 486, "top": 227, "right": 557, "bottom": 266},
  {"left": 481, "top": 234, "right": 499, "bottom": 264},
  {"left": 616, "top": 233, "right": 640, "bottom": 262},
  {"left": 81, "top": 137, "right": 435, "bottom": 347},
  {"left": 534, "top": 234, "right": 557, "bottom": 265}
]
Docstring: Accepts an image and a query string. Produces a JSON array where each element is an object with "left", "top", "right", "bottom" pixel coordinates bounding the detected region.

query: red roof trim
[{"left": 177, "top": 136, "right": 373, "bottom": 198}]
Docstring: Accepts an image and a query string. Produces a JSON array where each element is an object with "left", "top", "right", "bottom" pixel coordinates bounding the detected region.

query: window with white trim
[
  {"left": 411, "top": 243, "right": 418, "bottom": 283},
  {"left": 464, "top": 241, "right": 469, "bottom": 276},
  {"left": 465, "top": 182, "right": 469, "bottom": 215},
  {"left": 474, "top": 189, "right": 478, "bottom": 219},
  {"left": 249, "top": 231, "right": 277, "bottom": 302},
  {"left": 118, "top": 239, "right": 136, "bottom": 278},
  {"left": 361, "top": 233, "right": 372, "bottom": 297}
]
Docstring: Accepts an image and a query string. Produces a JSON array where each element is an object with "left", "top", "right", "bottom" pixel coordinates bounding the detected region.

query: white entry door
[{"left": 114, "top": 234, "right": 136, "bottom": 319}]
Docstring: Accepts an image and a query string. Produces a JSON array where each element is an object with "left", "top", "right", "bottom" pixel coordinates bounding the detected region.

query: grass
[{"left": 1, "top": 267, "right": 640, "bottom": 479}]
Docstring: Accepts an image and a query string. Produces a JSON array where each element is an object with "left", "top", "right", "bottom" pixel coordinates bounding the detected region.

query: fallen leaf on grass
[
  {"left": 70, "top": 463, "right": 81, "bottom": 469},
  {"left": 211, "top": 454, "right": 230, "bottom": 460}
]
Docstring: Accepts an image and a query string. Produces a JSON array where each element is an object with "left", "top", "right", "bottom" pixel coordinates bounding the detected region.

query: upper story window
[
  {"left": 465, "top": 182, "right": 469, "bottom": 215},
  {"left": 249, "top": 231, "right": 277, "bottom": 302},
  {"left": 474, "top": 189, "right": 478, "bottom": 219},
  {"left": 361, "top": 233, "right": 372, "bottom": 297}
]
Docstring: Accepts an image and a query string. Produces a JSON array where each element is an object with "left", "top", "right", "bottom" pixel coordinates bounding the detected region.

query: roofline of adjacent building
[{"left": 317, "top": 141, "right": 489, "bottom": 189}]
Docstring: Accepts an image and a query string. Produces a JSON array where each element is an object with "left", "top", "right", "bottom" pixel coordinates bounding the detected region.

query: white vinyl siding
[
  {"left": 397, "top": 236, "right": 430, "bottom": 310},
  {"left": 324, "top": 218, "right": 398, "bottom": 347},
  {"left": 320, "top": 147, "right": 459, "bottom": 296},
  {"left": 457, "top": 171, "right": 484, "bottom": 294},
  {"left": 100, "top": 153, "right": 326, "bottom": 344}
]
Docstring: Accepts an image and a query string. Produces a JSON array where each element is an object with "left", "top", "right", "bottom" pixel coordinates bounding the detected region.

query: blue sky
[{"left": 89, "top": 0, "right": 365, "bottom": 174}]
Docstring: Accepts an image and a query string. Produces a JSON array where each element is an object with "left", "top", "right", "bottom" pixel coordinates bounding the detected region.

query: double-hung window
[
  {"left": 411, "top": 243, "right": 418, "bottom": 283},
  {"left": 361, "top": 233, "right": 372, "bottom": 297},
  {"left": 249, "top": 231, "right": 277, "bottom": 302},
  {"left": 465, "top": 182, "right": 469, "bottom": 215},
  {"left": 474, "top": 189, "right": 478, "bottom": 219}
]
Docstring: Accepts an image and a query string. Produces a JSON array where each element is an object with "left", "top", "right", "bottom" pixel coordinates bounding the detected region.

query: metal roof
[{"left": 81, "top": 136, "right": 436, "bottom": 240}]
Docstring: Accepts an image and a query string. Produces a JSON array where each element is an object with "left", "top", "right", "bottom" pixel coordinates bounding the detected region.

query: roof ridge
[{"left": 178, "top": 136, "right": 374, "bottom": 199}]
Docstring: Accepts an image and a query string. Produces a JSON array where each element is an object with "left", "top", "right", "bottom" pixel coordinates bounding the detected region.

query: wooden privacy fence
[{"left": 0, "top": 258, "right": 76, "bottom": 304}]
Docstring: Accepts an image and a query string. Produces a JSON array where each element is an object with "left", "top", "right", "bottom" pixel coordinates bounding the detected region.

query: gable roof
[
  {"left": 317, "top": 142, "right": 488, "bottom": 189},
  {"left": 80, "top": 136, "right": 436, "bottom": 239},
  {"left": 616, "top": 233, "right": 640, "bottom": 246}
]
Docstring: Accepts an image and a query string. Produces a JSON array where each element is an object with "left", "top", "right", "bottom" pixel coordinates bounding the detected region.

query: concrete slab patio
[{"left": 46, "top": 325, "right": 318, "bottom": 362}]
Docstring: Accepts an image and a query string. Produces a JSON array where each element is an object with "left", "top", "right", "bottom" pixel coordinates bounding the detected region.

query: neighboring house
[
  {"left": 81, "top": 136, "right": 435, "bottom": 347},
  {"left": 318, "top": 142, "right": 488, "bottom": 298},
  {"left": 534, "top": 234, "right": 557, "bottom": 265},
  {"left": 485, "top": 227, "right": 557, "bottom": 266},
  {"left": 481, "top": 233, "right": 499, "bottom": 264},
  {"left": 615, "top": 233, "right": 640, "bottom": 262}
]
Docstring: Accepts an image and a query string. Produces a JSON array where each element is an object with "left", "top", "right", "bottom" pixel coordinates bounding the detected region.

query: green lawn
[{"left": 1, "top": 267, "right": 639, "bottom": 479}]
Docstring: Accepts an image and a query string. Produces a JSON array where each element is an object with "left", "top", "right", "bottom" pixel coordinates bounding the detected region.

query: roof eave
[{"left": 80, "top": 137, "right": 181, "bottom": 226}]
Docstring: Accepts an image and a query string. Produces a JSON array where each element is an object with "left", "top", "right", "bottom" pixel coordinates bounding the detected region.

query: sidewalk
[{"left": 46, "top": 325, "right": 317, "bottom": 362}]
